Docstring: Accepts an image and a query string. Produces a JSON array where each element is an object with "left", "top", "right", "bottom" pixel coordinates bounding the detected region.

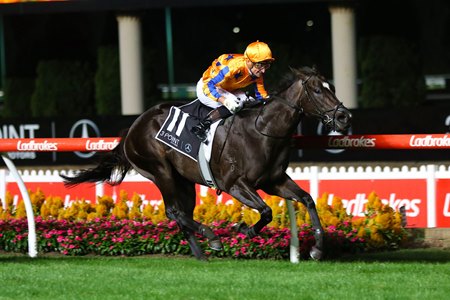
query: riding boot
[{"left": 191, "top": 109, "right": 223, "bottom": 142}]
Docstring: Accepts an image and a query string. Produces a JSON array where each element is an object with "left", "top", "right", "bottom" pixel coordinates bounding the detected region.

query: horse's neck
[{"left": 254, "top": 98, "right": 301, "bottom": 139}]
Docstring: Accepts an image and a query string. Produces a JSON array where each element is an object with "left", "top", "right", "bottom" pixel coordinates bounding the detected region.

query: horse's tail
[{"left": 61, "top": 129, "right": 132, "bottom": 187}]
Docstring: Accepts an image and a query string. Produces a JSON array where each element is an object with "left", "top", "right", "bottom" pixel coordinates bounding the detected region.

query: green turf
[{"left": 0, "top": 249, "right": 449, "bottom": 300}]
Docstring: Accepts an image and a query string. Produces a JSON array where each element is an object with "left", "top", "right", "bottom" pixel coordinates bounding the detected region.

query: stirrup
[{"left": 191, "top": 118, "right": 212, "bottom": 142}]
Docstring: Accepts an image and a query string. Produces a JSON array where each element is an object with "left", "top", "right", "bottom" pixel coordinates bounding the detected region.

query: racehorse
[{"left": 61, "top": 66, "right": 352, "bottom": 261}]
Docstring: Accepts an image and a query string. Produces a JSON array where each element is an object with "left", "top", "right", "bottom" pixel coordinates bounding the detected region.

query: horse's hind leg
[
  {"left": 157, "top": 173, "right": 222, "bottom": 260},
  {"left": 228, "top": 182, "right": 273, "bottom": 238}
]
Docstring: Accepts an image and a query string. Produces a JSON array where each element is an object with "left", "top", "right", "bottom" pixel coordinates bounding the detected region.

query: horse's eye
[{"left": 314, "top": 88, "right": 321, "bottom": 94}]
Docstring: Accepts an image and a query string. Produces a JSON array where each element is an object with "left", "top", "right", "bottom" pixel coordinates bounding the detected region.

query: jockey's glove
[{"left": 223, "top": 97, "right": 243, "bottom": 114}]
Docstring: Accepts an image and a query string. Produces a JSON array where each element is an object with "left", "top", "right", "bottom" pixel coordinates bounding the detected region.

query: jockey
[{"left": 191, "top": 40, "right": 275, "bottom": 142}]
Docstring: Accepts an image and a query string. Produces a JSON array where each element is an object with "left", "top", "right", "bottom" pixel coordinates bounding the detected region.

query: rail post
[{"left": 1, "top": 155, "right": 37, "bottom": 257}]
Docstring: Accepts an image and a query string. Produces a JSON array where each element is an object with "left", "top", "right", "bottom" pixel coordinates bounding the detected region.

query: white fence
[{"left": 1, "top": 164, "right": 449, "bottom": 228}]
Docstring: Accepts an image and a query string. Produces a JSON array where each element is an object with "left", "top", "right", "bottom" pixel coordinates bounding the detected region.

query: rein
[
  {"left": 255, "top": 73, "right": 343, "bottom": 138},
  {"left": 254, "top": 96, "right": 303, "bottom": 139},
  {"left": 301, "top": 75, "right": 344, "bottom": 132}
]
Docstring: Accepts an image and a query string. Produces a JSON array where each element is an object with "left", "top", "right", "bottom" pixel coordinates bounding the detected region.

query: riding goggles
[{"left": 251, "top": 60, "right": 272, "bottom": 70}]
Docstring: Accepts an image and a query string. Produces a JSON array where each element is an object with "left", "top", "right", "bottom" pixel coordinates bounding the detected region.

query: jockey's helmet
[{"left": 244, "top": 41, "right": 275, "bottom": 63}]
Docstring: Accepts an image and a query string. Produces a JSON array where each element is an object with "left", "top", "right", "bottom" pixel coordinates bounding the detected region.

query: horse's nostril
[
  {"left": 336, "top": 113, "right": 347, "bottom": 123},
  {"left": 336, "top": 109, "right": 352, "bottom": 125}
]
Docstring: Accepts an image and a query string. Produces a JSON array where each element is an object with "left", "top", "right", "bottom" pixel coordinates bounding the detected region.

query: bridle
[
  {"left": 300, "top": 74, "right": 345, "bottom": 132},
  {"left": 255, "top": 73, "right": 344, "bottom": 137}
]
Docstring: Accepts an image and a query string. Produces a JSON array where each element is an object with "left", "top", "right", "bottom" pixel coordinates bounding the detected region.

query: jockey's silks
[{"left": 201, "top": 54, "right": 269, "bottom": 101}]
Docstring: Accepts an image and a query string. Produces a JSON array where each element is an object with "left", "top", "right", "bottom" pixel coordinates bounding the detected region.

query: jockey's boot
[{"left": 191, "top": 109, "right": 223, "bottom": 142}]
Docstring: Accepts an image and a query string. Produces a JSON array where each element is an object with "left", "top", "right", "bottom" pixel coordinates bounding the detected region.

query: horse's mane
[{"left": 271, "top": 66, "right": 318, "bottom": 96}]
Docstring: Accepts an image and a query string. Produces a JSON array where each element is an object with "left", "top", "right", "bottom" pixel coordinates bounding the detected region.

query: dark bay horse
[{"left": 61, "top": 67, "right": 352, "bottom": 261}]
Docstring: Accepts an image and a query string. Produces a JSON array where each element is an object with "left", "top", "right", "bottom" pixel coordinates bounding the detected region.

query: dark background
[
  {"left": 0, "top": 0, "right": 449, "bottom": 165},
  {"left": 3, "top": 0, "right": 450, "bottom": 87}
]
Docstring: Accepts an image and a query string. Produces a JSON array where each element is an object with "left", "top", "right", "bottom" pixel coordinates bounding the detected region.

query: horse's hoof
[
  {"left": 234, "top": 222, "right": 248, "bottom": 233},
  {"left": 209, "top": 238, "right": 223, "bottom": 251},
  {"left": 309, "top": 246, "right": 323, "bottom": 261}
]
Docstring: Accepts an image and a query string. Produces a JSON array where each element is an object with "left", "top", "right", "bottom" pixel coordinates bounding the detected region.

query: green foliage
[
  {"left": 358, "top": 36, "right": 426, "bottom": 108},
  {"left": 1, "top": 77, "right": 35, "bottom": 118},
  {"left": 0, "top": 250, "right": 449, "bottom": 300},
  {"left": 95, "top": 46, "right": 121, "bottom": 115},
  {"left": 31, "top": 60, "right": 94, "bottom": 117},
  {"left": 142, "top": 47, "right": 160, "bottom": 109},
  {"left": 95, "top": 46, "right": 160, "bottom": 116},
  {"left": 0, "top": 217, "right": 363, "bottom": 259}
]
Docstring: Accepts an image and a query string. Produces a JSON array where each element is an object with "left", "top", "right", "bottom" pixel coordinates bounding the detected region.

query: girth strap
[{"left": 198, "top": 142, "right": 221, "bottom": 195}]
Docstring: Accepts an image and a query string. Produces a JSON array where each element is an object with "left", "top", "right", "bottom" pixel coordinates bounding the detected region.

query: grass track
[{"left": 0, "top": 249, "right": 449, "bottom": 300}]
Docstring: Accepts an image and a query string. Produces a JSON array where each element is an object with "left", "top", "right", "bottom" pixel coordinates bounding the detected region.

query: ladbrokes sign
[
  {"left": 0, "top": 116, "right": 134, "bottom": 165},
  {"left": 4, "top": 166, "right": 450, "bottom": 228},
  {"left": 409, "top": 134, "right": 450, "bottom": 147},
  {"left": 327, "top": 136, "right": 376, "bottom": 148},
  {"left": 17, "top": 140, "right": 58, "bottom": 151},
  {"left": 1, "top": 107, "right": 450, "bottom": 164}
]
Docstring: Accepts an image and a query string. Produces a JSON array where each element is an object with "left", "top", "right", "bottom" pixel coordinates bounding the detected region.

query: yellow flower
[
  {"left": 112, "top": 196, "right": 129, "bottom": 220},
  {"left": 367, "top": 191, "right": 383, "bottom": 214},
  {"left": 129, "top": 193, "right": 143, "bottom": 220},
  {"left": 376, "top": 213, "right": 392, "bottom": 231}
]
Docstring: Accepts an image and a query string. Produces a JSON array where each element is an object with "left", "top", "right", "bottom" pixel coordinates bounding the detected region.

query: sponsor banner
[
  {"left": 294, "top": 134, "right": 450, "bottom": 150},
  {"left": 295, "top": 107, "right": 450, "bottom": 162},
  {"left": 318, "top": 179, "right": 427, "bottom": 227},
  {"left": 0, "top": 107, "right": 449, "bottom": 165},
  {"left": 4, "top": 179, "right": 311, "bottom": 210},
  {"left": 0, "top": 116, "right": 134, "bottom": 165},
  {"left": 102, "top": 182, "right": 163, "bottom": 208},
  {"left": 4, "top": 176, "right": 448, "bottom": 228},
  {"left": 5, "top": 182, "right": 97, "bottom": 206},
  {"left": 436, "top": 179, "right": 450, "bottom": 227},
  {"left": 0, "top": 138, "right": 120, "bottom": 152},
  {"left": 200, "top": 180, "right": 311, "bottom": 205}
]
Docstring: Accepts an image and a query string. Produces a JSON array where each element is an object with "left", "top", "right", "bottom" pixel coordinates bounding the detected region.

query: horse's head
[{"left": 277, "top": 67, "right": 352, "bottom": 132}]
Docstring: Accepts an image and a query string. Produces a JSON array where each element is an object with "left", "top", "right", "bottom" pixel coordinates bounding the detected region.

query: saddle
[
  {"left": 155, "top": 100, "right": 221, "bottom": 188},
  {"left": 155, "top": 99, "right": 261, "bottom": 189}
]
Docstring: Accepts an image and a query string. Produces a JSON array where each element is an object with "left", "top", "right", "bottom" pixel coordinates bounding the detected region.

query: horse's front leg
[
  {"left": 228, "top": 183, "right": 272, "bottom": 238},
  {"left": 263, "top": 176, "right": 324, "bottom": 260}
]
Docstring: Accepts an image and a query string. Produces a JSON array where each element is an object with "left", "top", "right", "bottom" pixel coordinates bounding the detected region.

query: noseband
[{"left": 255, "top": 72, "right": 344, "bottom": 137}]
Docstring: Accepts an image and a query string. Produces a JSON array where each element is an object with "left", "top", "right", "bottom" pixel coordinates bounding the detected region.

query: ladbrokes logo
[
  {"left": 69, "top": 119, "right": 101, "bottom": 158},
  {"left": 327, "top": 136, "right": 376, "bottom": 148},
  {"left": 409, "top": 135, "right": 450, "bottom": 147},
  {"left": 327, "top": 193, "right": 421, "bottom": 217},
  {"left": 16, "top": 140, "right": 58, "bottom": 151},
  {"left": 85, "top": 139, "right": 119, "bottom": 151}
]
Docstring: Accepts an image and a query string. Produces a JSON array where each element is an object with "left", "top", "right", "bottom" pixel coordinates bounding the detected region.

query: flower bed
[{"left": 0, "top": 189, "right": 408, "bottom": 259}]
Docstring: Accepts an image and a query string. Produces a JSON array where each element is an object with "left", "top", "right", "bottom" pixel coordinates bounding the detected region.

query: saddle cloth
[{"left": 155, "top": 106, "right": 219, "bottom": 162}]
